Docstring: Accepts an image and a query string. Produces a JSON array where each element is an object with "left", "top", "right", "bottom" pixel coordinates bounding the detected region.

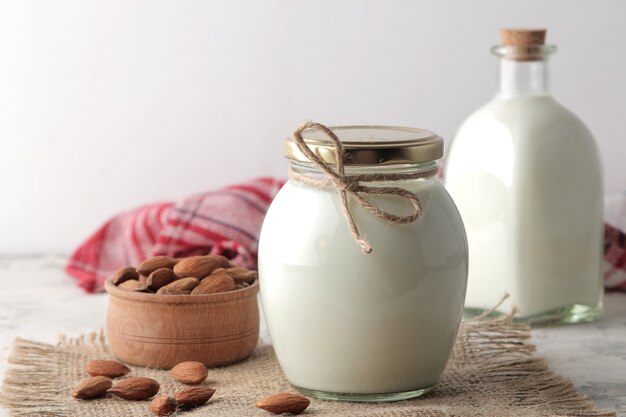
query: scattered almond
[
  {"left": 149, "top": 395, "right": 178, "bottom": 416},
  {"left": 256, "top": 393, "right": 310, "bottom": 415},
  {"left": 85, "top": 359, "right": 130, "bottom": 378},
  {"left": 72, "top": 376, "right": 113, "bottom": 400},
  {"left": 173, "top": 255, "right": 230, "bottom": 279},
  {"left": 147, "top": 268, "right": 177, "bottom": 291},
  {"left": 108, "top": 377, "right": 160, "bottom": 401},
  {"left": 118, "top": 279, "right": 149, "bottom": 292},
  {"left": 157, "top": 277, "right": 200, "bottom": 295},
  {"left": 137, "top": 256, "right": 179, "bottom": 276},
  {"left": 175, "top": 386, "right": 216, "bottom": 410},
  {"left": 169, "top": 361, "right": 208, "bottom": 385},
  {"left": 110, "top": 266, "right": 139, "bottom": 286},
  {"left": 220, "top": 267, "right": 258, "bottom": 285}
]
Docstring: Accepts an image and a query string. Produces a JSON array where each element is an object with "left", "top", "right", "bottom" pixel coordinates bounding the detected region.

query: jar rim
[{"left": 284, "top": 125, "right": 443, "bottom": 166}]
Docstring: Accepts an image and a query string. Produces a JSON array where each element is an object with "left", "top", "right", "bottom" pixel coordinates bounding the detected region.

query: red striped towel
[
  {"left": 604, "top": 224, "right": 626, "bottom": 290},
  {"left": 66, "top": 177, "right": 284, "bottom": 292},
  {"left": 604, "top": 193, "right": 626, "bottom": 291},
  {"left": 67, "top": 176, "right": 626, "bottom": 292}
]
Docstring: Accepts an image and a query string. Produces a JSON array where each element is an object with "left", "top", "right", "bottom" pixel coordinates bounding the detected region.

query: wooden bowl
[{"left": 105, "top": 278, "right": 259, "bottom": 369}]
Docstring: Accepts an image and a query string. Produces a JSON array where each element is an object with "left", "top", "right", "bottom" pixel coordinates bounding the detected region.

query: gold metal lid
[{"left": 284, "top": 125, "right": 443, "bottom": 166}]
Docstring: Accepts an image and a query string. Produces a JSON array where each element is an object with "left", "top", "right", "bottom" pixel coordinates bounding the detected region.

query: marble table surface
[{"left": 0, "top": 256, "right": 624, "bottom": 416}]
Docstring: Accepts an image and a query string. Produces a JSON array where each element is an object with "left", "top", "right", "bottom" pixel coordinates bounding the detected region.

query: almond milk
[
  {"left": 445, "top": 30, "right": 603, "bottom": 323},
  {"left": 259, "top": 125, "right": 468, "bottom": 401}
]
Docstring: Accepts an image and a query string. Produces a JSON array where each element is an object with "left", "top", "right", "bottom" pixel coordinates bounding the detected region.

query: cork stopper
[{"left": 500, "top": 29, "right": 546, "bottom": 46}]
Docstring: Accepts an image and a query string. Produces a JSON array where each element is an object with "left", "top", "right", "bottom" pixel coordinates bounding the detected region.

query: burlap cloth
[{"left": 0, "top": 314, "right": 615, "bottom": 417}]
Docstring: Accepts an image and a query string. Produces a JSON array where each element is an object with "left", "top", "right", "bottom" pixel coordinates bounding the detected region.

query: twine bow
[{"left": 289, "top": 121, "right": 438, "bottom": 254}]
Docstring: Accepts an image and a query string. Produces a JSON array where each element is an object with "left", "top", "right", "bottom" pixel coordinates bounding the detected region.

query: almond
[
  {"left": 108, "top": 377, "right": 160, "bottom": 400},
  {"left": 110, "top": 266, "right": 139, "bottom": 286},
  {"left": 72, "top": 376, "right": 113, "bottom": 399},
  {"left": 85, "top": 359, "right": 130, "bottom": 378},
  {"left": 118, "top": 279, "right": 149, "bottom": 292},
  {"left": 169, "top": 361, "right": 208, "bottom": 385},
  {"left": 256, "top": 393, "right": 310, "bottom": 415},
  {"left": 156, "top": 277, "right": 199, "bottom": 295},
  {"left": 147, "top": 268, "right": 177, "bottom": 291},
  {"left": 175, "top": 386, "right": 215, "bottom": 410},
  {"left": 191, "top": 274, "right": 236, "bottom": 295},
  {"left": 220, "top": 267, "right": 258, "bottom": 285},
  {"left": 173, "top": 255, "right": 230, "bottom": 279},
  {"left": 149, "top": 395, "right": 178, "bottom": 416},
  {"left": 137, "top": 256, "right": 179, "bottom": 276}
]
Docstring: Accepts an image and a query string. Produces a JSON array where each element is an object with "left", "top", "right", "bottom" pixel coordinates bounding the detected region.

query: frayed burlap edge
[
  {"left": 0, "top": 332, "right": 107, "bottom": 417},
  {"left": 0, "top": 316, "right": 616, "bottom": 417},
  {"left": 453, "top": 314, "right": 615, "bottom": 417}
]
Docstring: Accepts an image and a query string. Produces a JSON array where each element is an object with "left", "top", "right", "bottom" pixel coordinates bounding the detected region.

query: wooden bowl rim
[{"left": 105, "top": 278, "right": 259, "bottom": 305}]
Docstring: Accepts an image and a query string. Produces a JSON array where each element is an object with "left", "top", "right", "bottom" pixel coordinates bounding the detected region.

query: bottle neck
[
  {"left": 498, "top": 58, "right": 550, "bottom": 96},
  {"left": 492, "top": 44, "right": 557, "bottom": 97}
]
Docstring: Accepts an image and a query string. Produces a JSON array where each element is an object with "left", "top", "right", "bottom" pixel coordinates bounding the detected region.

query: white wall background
[{"left": 1, "top": 0, "right": 625, "bottom": 254}]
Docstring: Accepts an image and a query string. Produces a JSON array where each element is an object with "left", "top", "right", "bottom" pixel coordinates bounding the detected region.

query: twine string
[{"left": 289, "top": 121, "right": 437, "bottom": 254}]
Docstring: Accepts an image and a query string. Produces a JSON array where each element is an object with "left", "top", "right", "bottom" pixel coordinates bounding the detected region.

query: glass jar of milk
[
  {"left": 259, "top": 123, "right": 468, "bottom": 402},
  {"left": 445, "top": 29, "right": 604, "bottom": 324}
]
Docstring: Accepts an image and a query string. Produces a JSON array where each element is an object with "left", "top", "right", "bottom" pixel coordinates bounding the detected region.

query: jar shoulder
[{"left": 260, "top": 179, "right": 466, "bottom": 252}]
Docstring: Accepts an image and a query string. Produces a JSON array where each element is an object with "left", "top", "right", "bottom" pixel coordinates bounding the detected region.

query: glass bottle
[{"left": 445, "top": 29, "right": 603, "bottom": 324}]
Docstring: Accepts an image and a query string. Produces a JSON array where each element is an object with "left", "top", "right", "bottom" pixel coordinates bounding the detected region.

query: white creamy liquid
[
  {"left": 259, "top": 176, "right": 468, "bottom": 394},
  {"left": 445, "top": 94, "right": 603, "bottom": 318}
]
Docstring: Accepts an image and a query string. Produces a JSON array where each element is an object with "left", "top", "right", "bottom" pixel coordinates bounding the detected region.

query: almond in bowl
[{"left": 105, "top": 255, "right": 260, "bottom": 369}]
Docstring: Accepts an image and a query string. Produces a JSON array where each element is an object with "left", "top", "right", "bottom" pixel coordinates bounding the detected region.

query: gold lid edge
[{"left": 284, "top": 125, "right": 444, "bottom": 166}]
